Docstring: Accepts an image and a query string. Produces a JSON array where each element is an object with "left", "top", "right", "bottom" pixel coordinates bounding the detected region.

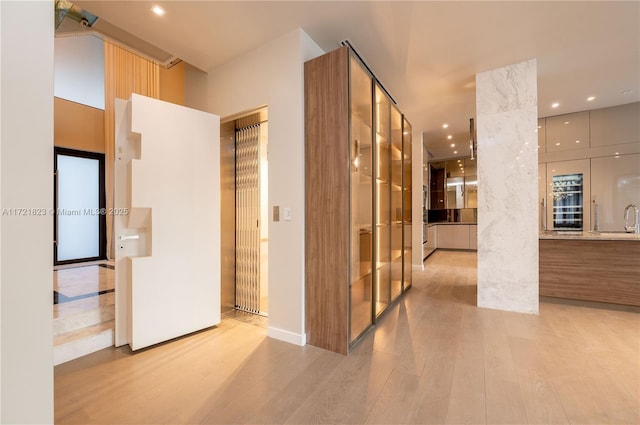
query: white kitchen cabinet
[
  {"left": 546, "top": 159, "right": 591, "bottom": 231},
  {"left": 539, "top": 163, "right": 547, "bottom": 231},
  {"left": 545, "top": 111, "right": 590, "bottom": 153},
  {"left": 591, "top": 153, "right": 640, "bottom": 231},
  {"left": 469, "top": 225, "right": 477, "bottom": 249},
  {"left": 590, "top": 102, "right": 640, "bottom": 147},
  {"left": 424, "top": 225, "right": 437, "bottom": 258},
  {"left": 437, "top": 224, "right": 470, "bottom": 249},
  {"left": 538, "top": 118, "right": 546, "bottom": 153}
]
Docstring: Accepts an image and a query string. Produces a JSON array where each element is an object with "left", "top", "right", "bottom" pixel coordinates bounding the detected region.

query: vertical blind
[{"left": 104, "top": 41, "right": 160, "bottom": 259}]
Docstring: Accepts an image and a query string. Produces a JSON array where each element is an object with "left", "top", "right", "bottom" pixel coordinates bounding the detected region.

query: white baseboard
[{"left": 267, "top": 326, "right": 306, "bottom": 346}]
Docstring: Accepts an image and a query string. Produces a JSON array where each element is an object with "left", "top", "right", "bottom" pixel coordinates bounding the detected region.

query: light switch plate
[{"left": 283, "top": 207, "right": 292, "bottom": 221}]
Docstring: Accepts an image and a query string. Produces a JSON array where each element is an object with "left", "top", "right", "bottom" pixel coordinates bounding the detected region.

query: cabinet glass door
[
  {"left": 402, "top": 118, "right": 412, "bottom": 291},
  {"left": 390, "top": 106, "right": 403, "bottom": 302},
  {"left": 349, "top": 55, "right": 373, "bottom": 343},
  {"left": 374, "top": 84, "right": 391, "bottom": 316}
]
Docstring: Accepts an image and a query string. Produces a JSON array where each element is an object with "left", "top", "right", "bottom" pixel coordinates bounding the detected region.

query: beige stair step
[
  {"left": 54, "top": 306, "right": 115, "bottom": 336},
  {"left": 54, "top": 319, "right": 115, "bottom": 346},
  {"left": 54, "top": 321, "right": 115, "bottom": 366}
]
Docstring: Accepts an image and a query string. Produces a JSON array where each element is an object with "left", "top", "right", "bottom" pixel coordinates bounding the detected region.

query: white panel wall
[
  {"left": 0, "top": 1, "right": 54, "bottom": 423},
  {"left": 114, "top": 94, "right": 220, "bottom": 350},
  {"left": 206, "top": 29, "right": 323, "bottom": 345},
  {"left": 54, "top": 35, "right": 105, "bottom": 110},
  {"left": 476, "top": 59, "right": 539, "bottom": 314}
]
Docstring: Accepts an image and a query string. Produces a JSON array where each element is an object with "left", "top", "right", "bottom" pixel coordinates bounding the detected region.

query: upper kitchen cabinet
[
  {"left": 591, "top": 154, "right": 640, "bottom": 231},
  {"left": 545, "top": 111, "right": 590, "bottom": 152},
  {"left": 445, "top": 160, "right": 464, "bottom": 209},
  {"left": 435, "top": 157, "right": 477, "bottom": 210},
  {"left": 429, "top": 161, "right": 445, "bottom": 209},
  {"left": 463, "top": 158, "right": 477, "bottom": 208},
  {"left": 537, "top": 118, "right": 546, "bottom": 153},
  {"left": 590, "top": 102, "right": 640, "bottom": 147},
  {"left": 539, "top": 163, "right": 547, "bottom": 231}
]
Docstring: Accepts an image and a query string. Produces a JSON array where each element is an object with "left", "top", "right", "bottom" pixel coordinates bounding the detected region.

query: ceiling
[{"left": 75, "top": 1, "right": 640, "bottom": 160}]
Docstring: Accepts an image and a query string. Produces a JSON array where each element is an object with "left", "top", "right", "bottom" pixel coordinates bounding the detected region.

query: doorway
[
  {"left": 220, "top": 109, "right": 269, "bottom": 317},
  {"left": 53, "top": 147, "right": 106, "bottom": 265}
]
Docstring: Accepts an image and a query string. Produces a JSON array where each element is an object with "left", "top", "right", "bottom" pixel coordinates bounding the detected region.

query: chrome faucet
[{"left": 624, "top": 204, "right": 639, "bottom": 233}]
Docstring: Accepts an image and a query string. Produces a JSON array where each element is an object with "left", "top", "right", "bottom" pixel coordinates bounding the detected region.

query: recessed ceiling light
[
  {"left": 447, "top": 135, "right": 452, "bottom": 140},
  {"left": 453, "top": 150, "right": 458, "bottom": 154},
  {"left": 575, "top": 140, "right": 580, "bottom": 144},
  {"left": 555, "top": 142, "right": 560, "bottom": 146},
  {"left": 564, "top": 121, "right": 569, "bottom": 125},
  {"left": 151, "top": 5, "right": 165, "bottom": 16},
  {"left": 615, "top": 152, "right": 620, "bottom": 155},
  {"left": 450, "top": 143, "right": 455, "bottom": 147},
  {"left": 457, "top": 160, "right": 461, "bottom": 163},
  {"left": 442, "top": 123, "right": 449, "bottom": 129},
  {"left": 403, "top": 131, "right": 408, "bottom": 135},
  {"left": 538, "top": 125, "right": 542, "bottom": 129},
  {"left": 551, "top": 102, "right": 560, "bottom": 108},
  {"left": 587, "top": 96, "right": 595, "bottom": 101}
]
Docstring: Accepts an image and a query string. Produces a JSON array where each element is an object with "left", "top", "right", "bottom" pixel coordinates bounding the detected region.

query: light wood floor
[
  {"left": 54, "top": 265, "right": 115, "bottom": 346},
  {"left": 54, "top": 250, "right": 640, "bottom": 424}
]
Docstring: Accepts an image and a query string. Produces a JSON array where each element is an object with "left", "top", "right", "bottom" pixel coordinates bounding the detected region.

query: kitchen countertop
[
  {"left": 426, "top": 222, "right": 477, "bottom": 227},
  {"left": 539, "top": 230, "right": 640, "bottom": 241}
]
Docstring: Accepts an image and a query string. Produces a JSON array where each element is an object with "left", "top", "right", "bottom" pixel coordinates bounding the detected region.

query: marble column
[{"left": 476, "top": 59, "right": 539, "bottom": 314}]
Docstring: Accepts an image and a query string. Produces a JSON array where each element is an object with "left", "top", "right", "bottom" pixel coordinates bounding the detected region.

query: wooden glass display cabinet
[
  {"left": 375, "top": 84, "right": 392, "bottom": 316},
  {"left": 402, "top": 117, "right": 412, "bottom": 291},
  {"left": 305, "top": 46, "right": 412, "bottom": 354}
]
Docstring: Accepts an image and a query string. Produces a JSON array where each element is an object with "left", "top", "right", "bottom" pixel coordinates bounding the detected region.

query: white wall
[
  {"left": 206, "top": 29, "right": 323, "bottom": 345},
  {"left": 0, "top": 1, "right": 54, "bottom": 423},
  {"left": 54, "top": 34, "right": 105, "bottom": 110}
]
